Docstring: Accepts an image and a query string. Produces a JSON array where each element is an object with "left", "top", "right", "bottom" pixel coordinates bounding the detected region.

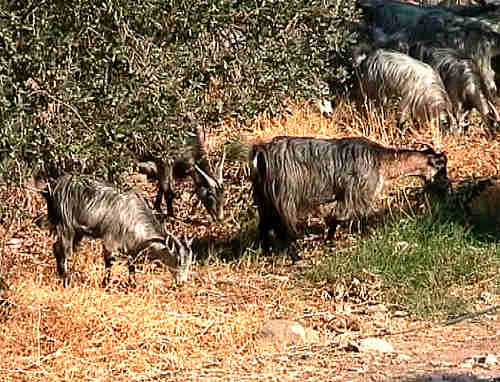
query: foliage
[{"left": 0, "top": 0, "right": 360, "bottom": 183}]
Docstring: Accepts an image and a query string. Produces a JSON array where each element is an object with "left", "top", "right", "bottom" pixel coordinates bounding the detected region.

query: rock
[
  {"left": 464, "top": 178, "right": 500, "bottom": 230},
  {"left": 358, "top": 337, "right": 394, "bottom": 354},
  {"left": 258, "top": 319, "right": 307, "bottom": 345},
  {"left": 463, "top": 353, "right": 498, "bottom": 368}
]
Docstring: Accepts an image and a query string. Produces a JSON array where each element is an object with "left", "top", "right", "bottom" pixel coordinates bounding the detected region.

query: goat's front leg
[
  {"left": 324, "top": 215, "right": 339, "bottom": 241},
  {"left": 164, "top": 189, "right": 176, "bottom": 218}
]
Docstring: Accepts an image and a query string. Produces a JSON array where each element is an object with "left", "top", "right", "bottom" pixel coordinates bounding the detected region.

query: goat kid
[
  {"left": 138, "top": 127, "right": 225, "bottom": 222},
  {"left": 251, "top": 136, "right": 448, "bottom": 261},
  {"left": 36, "top": 174, "right": 193, "bottom": 287}
]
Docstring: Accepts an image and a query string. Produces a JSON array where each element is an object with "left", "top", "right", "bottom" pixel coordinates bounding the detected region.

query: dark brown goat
[
  {"left": 138, "top": 127, "right": 225, "bottom": 222},
  {"left": 36, "top": 174, "right": 193, "bottom": 287},
  {"left": 251, "top": 136, "right": 448, "bottom": 260}
]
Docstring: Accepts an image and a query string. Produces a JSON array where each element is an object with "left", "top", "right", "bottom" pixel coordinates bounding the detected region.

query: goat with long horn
[{"left": 138, "top": 126, "right": 225, "bottom": 222}]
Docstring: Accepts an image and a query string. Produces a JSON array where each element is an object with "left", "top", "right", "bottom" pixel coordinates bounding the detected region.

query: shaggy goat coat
[
  {"left": 251, "top": 136, "right": 448, "bottom": 257},
  {"left": 353, "top": 48, "right": 454, "bottom": 129},
  {"left": 409, "top": 45, "right": 499, "bottom": 127},
  {"left": 38, "top": 174, "right": 193, "bottom": 286}
]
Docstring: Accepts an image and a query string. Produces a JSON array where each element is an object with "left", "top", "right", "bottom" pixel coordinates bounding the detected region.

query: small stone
[
  {"left": 258, "top": 319, "right": 307, "bottom": 345},
  {"left": 358, "top": 337, "right": 394, "bottom": 354},
  {"left": 477, "top": 354, "right": 498, "bottom": 365},
  {"left": 397, "top": 353, "right": 411, "bottom": 362}
]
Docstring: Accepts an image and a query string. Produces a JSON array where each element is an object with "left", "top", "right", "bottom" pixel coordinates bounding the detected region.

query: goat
[
  {"left": 36, "top": 174, "right": 193, "bottom": 287},
  {"left": 358, "top": 0, "right": 499, "bottom": 35},
  {"left": 251, "top": 136, "right": 448, "bottom": 260},
  {"left": 138, "top": 127, "right": 225, "bottom": 222},
  {"left": 369, "top": 12, "right": 500, "bottom": 98},
  {"left": 409, "top": 44, "right": 500, "bottom": 130},
  {"left": 352, "top": 44, "right": 455, "bottom": 131}
]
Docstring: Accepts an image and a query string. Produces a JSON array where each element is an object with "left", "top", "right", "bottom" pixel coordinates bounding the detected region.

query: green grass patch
[{"left": 310, "top": 207, "right": 500, "bottom": 317}]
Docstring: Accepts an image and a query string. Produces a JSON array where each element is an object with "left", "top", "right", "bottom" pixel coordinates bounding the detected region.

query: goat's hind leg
[
  {"left": 54, "top": 233, "right": 74, "bottom": 287},
  {"left": 101, "top": 247, "right": 115, "bottom": 288}
]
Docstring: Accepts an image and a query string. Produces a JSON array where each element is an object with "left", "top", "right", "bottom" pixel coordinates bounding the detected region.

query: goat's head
[
  {"left": 412, "top": 144, "right": 449, "bottom": 186},
  {"left": 164, "top": 234, "right": 194, "bottom": 283},
  {"left": 192, "top": 151, "right": 225, "bottom": 223},
  {"left": 191, "top": 127, "right": 225, "bottom": 223}
]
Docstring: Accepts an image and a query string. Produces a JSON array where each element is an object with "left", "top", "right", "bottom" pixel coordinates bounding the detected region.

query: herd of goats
[
  {"left": 352, "top": 0, "right": 500, "bottom": 131},
  {"left": 33, "top": 0, "right": 500, "bottom": 288}
]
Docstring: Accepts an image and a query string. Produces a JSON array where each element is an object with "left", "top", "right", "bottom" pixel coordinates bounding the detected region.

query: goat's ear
[
  {"left": 33, "top": 175, "right": 48, "bottom": 193},
  {"left": 415, "top": 142, "right": 435, "bottom": 153},
  {"left": 137, "top": 161, "right": 159, "bottom": 178}
]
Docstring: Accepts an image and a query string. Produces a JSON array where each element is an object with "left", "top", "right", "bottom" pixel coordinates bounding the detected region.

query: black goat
[
  {"left": 251, "top": 136, "right": 448, "bottom": 260},
  {"left": 138, "top": 127, "right": 225, "bottom": 222},
  {"left": 36, "top": 174, "right": 193, "bottom": 287}
]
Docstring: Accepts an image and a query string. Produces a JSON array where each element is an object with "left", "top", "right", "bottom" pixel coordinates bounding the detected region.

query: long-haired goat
[
  {"left": 138, "top": 127, "right": 225, "bottom": 222},
  {"left": 251, "top": 136, "right": 448, "bottom": 260},
  {"left": 371, "top": 17, "right": 500, "bottom": 99},
  {"left": 352, "top": 44, "right": 455, "bottom": 130},
  {"left": 409, "top": 44, "right": 500, "bottom": 129},
  {"left": 36, "top": 174, "right": 193, "bottom": 287}
]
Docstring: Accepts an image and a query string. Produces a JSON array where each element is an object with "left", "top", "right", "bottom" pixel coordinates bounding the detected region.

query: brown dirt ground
[{"left": 0, "top": 102, "right": 500, "bottom": 381}]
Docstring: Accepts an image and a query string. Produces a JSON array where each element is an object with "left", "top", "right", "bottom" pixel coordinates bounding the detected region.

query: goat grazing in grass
[
  {"left": 138, "top": 127, "right": 225, "bottom": 222},
  {"left": 250, "top": 136, "right": 448, "bottom": 260},
  {"left": 352, "top": 44, "right": 456, "bottom": 131},
  {"left": 409, "top": 44, "right": 500, "bottom": 130},
  {"left": 36, "top": 174, "right": 193, "bottom": 287}
]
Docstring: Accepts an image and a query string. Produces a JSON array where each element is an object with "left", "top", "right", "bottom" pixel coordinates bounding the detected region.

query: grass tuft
[{"left": 309, "top": 203, "right": 500, "bottom": 316}]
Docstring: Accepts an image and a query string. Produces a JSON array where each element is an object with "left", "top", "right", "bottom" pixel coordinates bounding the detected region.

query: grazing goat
[
  {"left": 352, "top": 44, "right": 455, "bottom": 130},
  {"left": 138, "top": 127, "right": 225, "bottom": 222},
  {"left": 409, "top": 44, "right": 500, "bottom": 129},
  {"left": 36, "top": 174, "right": 193, "bottom": 287},
  {"left": 368, "top": 10, "right": 500, "bottom": 99},
  {"left": 251, "top": 136, "right": 448, "bottom": 260}
]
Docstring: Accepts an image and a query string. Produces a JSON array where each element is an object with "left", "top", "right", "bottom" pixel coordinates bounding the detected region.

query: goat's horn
[
  {"left": 193, "top": 164, "right": 220, "bottom": 189},
  {"left": 195, "top": 125, "right": 206, "bottom": 148},
  {"left": 166, "top": 233, "right": 182, "bottom": 254},
  {"left": 415, "top": 141, "right": 434, "bottom": 152},
  {"left": 193, "top": 126, "right": 210, "bottom": 163},
  {"left": 488, "top": 100, "right": 500, "bottom": 122},
  {"left": 217, "top": 150, "right": 226, "bottom": 183}
]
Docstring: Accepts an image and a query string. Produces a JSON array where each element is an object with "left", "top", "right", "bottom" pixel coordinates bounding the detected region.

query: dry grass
[{"left": 1, "top": 99, "right": 499, "bottom": 381}]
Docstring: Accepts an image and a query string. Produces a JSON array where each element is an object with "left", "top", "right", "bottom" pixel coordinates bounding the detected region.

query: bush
[{"left": 0, "top": 0, "right": 360, "bottom": 183}]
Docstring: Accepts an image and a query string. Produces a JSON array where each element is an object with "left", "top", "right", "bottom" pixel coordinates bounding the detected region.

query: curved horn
[
  {"left": 166, "top": 232, "right": 182, "bottom": 254},
  {"left": 217, "top": 150, "right": 226, "bottom": 183},
  {"left": 488, "top": 100, "right": 500, "bottom": 123},
  {"left": 193, "top": 164, "right": 220, "bottom": 189},
  {"left": 415, "top": 141, "right": 435, "bottom": 152}
]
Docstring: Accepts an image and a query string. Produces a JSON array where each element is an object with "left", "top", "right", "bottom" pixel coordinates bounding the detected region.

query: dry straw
[{"left": 1, "top": 99, "right": 499, "bottom": 381}]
